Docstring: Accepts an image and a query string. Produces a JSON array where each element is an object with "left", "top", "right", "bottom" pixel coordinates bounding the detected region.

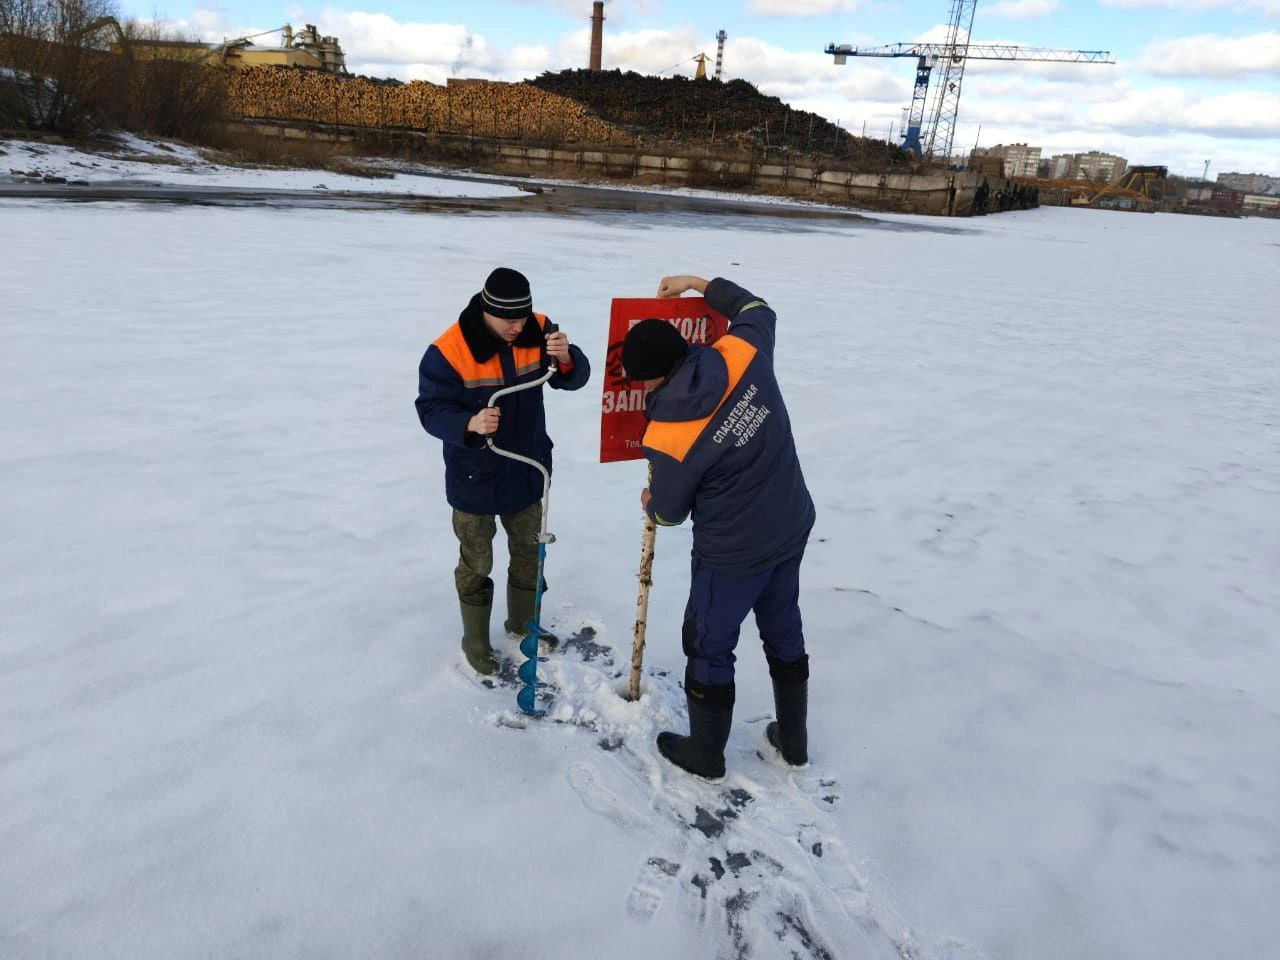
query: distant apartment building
[
  {"left": 981, "top": 143, "right": 1042, "bottom": 178},
  {"left": 1043, "top": 151, "right": 1128, "bottom": 182},
  {"left": 1217, "top": 172, "right": 1280, "bottom": 194},
  {"left": 1071, "top": 151, "right": 1127, "bottom": 183},
  {"left": 967, "top": 150, "right": 1007, "bottom": 177},
  {"left": 1047, "top": 155, "right": 1074, "bottom": 179}
]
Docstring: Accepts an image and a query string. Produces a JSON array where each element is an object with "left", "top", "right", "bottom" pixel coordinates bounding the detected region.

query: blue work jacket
[
  {"left": 642, "top": 278, "right": 814, "bottom": 575},
  {"left": 417, "top": 294, "right": 590, "bottom": 515}
]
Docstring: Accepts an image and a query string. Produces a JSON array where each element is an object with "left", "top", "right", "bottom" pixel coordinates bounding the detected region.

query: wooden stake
[{"left": 629, "top": 465, "right": 657, "bottom": 701}]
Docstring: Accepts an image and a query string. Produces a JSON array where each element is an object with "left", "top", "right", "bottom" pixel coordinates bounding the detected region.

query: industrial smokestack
[{"left": 589, "top": 1, "right": 604, "bottom": 71}]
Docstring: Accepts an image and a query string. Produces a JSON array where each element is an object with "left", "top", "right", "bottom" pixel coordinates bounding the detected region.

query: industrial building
[{"left": 115, "top": 24, "right": 346, "bottom": 74}]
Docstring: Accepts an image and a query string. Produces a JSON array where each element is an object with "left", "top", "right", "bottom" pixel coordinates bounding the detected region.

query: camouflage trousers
[{"left": 452, "top": 502, "right": 543, "bottom": 598}]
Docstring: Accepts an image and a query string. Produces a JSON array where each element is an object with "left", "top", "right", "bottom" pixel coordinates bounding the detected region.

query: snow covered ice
[
  {"left": 2, "top": 170, "right": 1278, "bottom": 960},
  {"left": 1, "top": 134, "right": 523, "bottom": 198}
]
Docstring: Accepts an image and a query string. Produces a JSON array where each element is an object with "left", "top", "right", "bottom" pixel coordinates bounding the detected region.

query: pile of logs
[
  {"left": 225, "top": 68, "right": 636, "bottom": 145},
  {"left": 529, "top": 69, "right": 907, "bottom": 169},
  {"left": 223, "top": 65, "right": 910, "bottom": 170}
]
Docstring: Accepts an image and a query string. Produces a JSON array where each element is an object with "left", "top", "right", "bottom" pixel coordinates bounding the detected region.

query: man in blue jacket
[
  {"left": 623, "top": 274, "right": 815, "bottom": 778},
  {"left": 416, "top": 267, "right": 590, "bottom": 675}
]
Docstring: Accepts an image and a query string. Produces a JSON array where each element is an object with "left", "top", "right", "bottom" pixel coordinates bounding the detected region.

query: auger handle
[{"left": 484, "top": 363, "right": 558, "bottom": 543}]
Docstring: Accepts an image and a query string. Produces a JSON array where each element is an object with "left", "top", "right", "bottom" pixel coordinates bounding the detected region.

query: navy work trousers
[{"left": 682, "top": 551, "right": 807, "bottom": 688}]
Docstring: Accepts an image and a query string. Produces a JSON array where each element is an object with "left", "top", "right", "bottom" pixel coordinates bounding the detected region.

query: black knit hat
[
  {"left": 622, "top": 319, "right": 689, "bottom": 380},
  {"left": 479, "top": 267, "right": 533, "bottom": 320}
]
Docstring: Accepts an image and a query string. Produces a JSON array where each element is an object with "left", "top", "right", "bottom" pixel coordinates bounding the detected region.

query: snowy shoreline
[{"left": 2, "top": 132, "right": 885, "bottom": 219}]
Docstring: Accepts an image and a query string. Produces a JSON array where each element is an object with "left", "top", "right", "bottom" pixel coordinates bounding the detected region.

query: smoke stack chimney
[{"left": 589, "top": 1, "right": 604, "bottom": 71}]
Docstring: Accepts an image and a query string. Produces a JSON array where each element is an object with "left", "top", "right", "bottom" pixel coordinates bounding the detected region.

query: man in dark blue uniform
[
  {"left": 623, "top": 274, "right": 815, "bottom": 778},
  {"left": 417, "top": 268, "right": 590, "bottom": 674}
]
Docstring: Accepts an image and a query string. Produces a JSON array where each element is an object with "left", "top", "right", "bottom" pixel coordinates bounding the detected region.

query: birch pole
[{"left": 628, "top": 464, "right": 657, "bottom": 701}]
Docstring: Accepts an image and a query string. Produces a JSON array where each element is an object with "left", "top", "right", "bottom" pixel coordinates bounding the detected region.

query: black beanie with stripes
[{"left": 479, "top": 267, "right": 533, "bottom": 320}]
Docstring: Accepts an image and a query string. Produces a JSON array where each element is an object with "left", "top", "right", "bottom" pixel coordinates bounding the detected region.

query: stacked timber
[{"left": 225, "top": 67, "right": 636, "bottom": 145}]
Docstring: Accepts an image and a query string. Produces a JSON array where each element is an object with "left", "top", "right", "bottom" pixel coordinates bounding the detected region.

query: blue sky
[{"left": 119, "top": 1, "right": 1280, "bottom": 176}]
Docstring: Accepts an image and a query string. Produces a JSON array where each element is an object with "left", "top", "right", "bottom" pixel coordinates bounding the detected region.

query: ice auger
[{"left": 484, "top": 349, "right": 559, "bottom": 717}]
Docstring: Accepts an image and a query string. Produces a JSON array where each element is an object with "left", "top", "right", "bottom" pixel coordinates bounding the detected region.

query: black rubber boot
[
  {"left": 459, "top": 578, "right": 497, "bottom": 676},
  {"left": 504, "top": 581, "right": 559, "bottom": 650},
  {"left": 657, "top": 678, "right": 734, "bottom": 780},
  {"left": 765, "top": 654, "right": 809, "bottom": 766}
]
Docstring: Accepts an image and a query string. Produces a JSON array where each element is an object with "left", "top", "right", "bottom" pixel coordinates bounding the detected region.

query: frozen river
[{"left": 2, "top": 196, "right": 1277, "bottom": 960}]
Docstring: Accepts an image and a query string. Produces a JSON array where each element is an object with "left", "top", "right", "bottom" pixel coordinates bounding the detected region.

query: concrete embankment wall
[{"left": 228, "top": 119, "right": 1018, "bottom": 217}]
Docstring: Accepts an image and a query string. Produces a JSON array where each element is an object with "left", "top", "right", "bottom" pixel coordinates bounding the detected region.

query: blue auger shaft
[
  {"left": 522, "top": 541, "right": 549, "bottom": 711},
  {"left": 532, "top": 542, "right": 547, "bottom": 640}
]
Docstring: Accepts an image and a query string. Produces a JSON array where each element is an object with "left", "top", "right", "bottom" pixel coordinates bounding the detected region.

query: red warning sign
[{"left": 599, "top": 297, "right": 729, "bottom": 464}]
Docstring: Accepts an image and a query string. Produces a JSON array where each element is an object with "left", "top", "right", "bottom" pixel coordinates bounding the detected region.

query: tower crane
[{"left": 826, "top": 0, "right": 1112, "bottom": 161}]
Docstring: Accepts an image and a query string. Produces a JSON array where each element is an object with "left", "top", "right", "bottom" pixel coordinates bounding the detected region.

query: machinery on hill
[
  {"left": 825, "top": 0, "right": 1112, "bottom": 161},
  {"left": 115, "top": 23, "right": 346, "bottom": 74},
  {"left": 1106, "top": 165, "right": 1167, "bottom": 203},
  {"left": 203, "top": 24, "right": 346, "bottom": 73}
]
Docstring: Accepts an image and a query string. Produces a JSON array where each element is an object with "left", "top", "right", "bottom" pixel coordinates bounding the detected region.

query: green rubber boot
[
  {"left": 460, "top": 579, "right": 497, "bottom": 676},
  {"left": 504, "top": 581, "right": 559, "bottom": 650}
]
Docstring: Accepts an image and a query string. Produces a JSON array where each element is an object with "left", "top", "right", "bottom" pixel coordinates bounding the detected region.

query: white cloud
[
  {"left": 332, "top": 13, "right": 482, "bottom": 67},
  {"left": 507, "top": 0, "right": 658, "bottom": 23},
  {"left": 1099, "top": 0, "right": 1280, "bottom": 15},
  {"left": 985, "top": 0, "right": 1061, "bottom": 18},
  {"left": 594, "top": 27, "right": 705, "bottom": 73},
  {"left": 746, "top": 0, "right": 867, "bottom": 17},
  {"left": 1139, "top": 32, "right": 1280, "bottom": 77},
  {"left": 1087, "top": 86, "right": 1280, "bottom": 137},
  {"left": 161, "top": 10, "right": 274, "bottom": 44}
]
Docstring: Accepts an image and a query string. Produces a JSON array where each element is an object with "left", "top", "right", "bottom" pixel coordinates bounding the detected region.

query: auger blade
[{"left": 516, "top": 684, "right": 545, "bottom": 717}]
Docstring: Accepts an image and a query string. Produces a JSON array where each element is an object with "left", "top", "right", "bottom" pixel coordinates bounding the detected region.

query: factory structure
[
  {"left": 238, "top": 24, "right": 345, "bottom": 73},
  {"left": 589, "top": 2, "right": 604, "bottom": 71},
  {"left": 116, "top": 23, "right": 346, "bottom": 74}
]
